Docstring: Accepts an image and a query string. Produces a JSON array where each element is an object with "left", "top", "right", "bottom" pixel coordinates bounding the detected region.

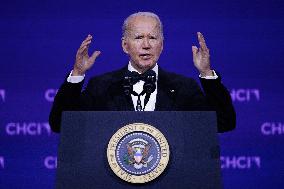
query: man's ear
[{"left": 121, "top": 37, "right": 129, "bottom": 54}]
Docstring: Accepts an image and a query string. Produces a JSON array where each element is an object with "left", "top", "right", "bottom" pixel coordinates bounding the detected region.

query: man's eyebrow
[{"left": 133, "top": 33, "right": 144, "bottom": 36}]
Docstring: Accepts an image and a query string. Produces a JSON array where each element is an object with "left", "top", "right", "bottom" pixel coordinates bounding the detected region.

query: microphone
[
  {"left": 142, "top": 70, "right": 156, "bottom": 110},
  {"left": 143, "top": 70, "right": 156, "bottom": 93},
  {"left": 123, "top": 75, "right": 133, "bottom": 96}
]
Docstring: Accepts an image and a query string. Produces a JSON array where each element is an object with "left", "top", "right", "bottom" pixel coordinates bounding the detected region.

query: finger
[
  {"left": 78, "top": 39, "right": 92, "bottom": 55},
  {"left": 80, "top": 39, "right": 92, "bottom": 49},
  {"left": 192, "top": 46, "right": 198, "bottom": 59},
  {"left": 197, "top": 32, "right": 208, "bottom": 51},
  {"left": 79, "top": 35, "right": 94, "bottom": 54},
  {"left": 82, "top": 34, "right": 92, "bottom": 44},
  {"left": 88, "top": 51, "right": 101, "bottom": 65},
  {"left": 197, "top": 32, "right": 206, "bottom": 44},
  {"left": 79, "top": 44, "right": 91, "bottom": 56},
  {"left": 77, "top": 45, "right": 87, "bottom": 56},
  {"left": 79, "top": 35, "right": 92, "bottom": 48}
]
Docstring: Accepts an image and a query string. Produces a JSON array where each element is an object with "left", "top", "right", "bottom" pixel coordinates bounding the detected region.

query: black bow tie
[
  {"left": 126, "top": 70, "right": 156, "bottom": 85},
  {"left": 123, "top": 69, "right": 157, "bottom": 110}
]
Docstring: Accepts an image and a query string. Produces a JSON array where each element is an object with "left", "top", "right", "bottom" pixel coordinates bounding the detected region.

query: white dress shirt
[{"left": 128, "top": 63, "right": 158, "bottom": 111}]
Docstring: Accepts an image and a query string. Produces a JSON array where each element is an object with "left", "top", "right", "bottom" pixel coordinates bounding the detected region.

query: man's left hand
[{"left": 192, "top": 32, "right": 213, "bottom": 76}]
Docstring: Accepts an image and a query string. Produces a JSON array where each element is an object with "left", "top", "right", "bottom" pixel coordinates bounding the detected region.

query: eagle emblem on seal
[{"left": 123, "top": 138, "right": 153, "bottom": 169}]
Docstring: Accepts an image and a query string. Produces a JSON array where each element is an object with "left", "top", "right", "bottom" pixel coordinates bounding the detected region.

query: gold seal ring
[{"left": 107, "top": 122, "right": 170, "bottom": 184}]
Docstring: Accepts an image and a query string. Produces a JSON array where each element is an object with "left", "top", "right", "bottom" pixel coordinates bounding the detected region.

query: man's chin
[
  {"left": 140, "top": 60, "right": 156, "bottom": 68},
  {"left": 131, "top": 60, "right": 156, "bottom": 72},
  {"left": 139, "top": 63, "right": 156, "bottom": 72}
]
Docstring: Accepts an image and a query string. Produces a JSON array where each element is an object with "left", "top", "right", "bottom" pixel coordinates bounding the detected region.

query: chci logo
[{"left": 107, "top": 123, "right": 170, "bottom": 184}]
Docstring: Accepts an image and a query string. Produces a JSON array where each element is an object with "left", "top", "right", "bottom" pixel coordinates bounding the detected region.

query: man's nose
[{"left": 142, "top": 38, "right": 151, "bottom": 49}]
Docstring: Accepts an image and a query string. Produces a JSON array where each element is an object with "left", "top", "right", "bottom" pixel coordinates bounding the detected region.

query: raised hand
[
  {"left": 72, "top": 34, "right": 101, "bottom": 76},
  {"left": 192, "top": 32, "right": 213, "bottom": 76}
]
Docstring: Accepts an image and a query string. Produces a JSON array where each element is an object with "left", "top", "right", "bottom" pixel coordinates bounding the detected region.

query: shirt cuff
[
  {"left": 199, "top": 70, "right": 218, "bottom": 79},
  {"left": 67, "top": 70, "right": 85, "bottom": 83}
]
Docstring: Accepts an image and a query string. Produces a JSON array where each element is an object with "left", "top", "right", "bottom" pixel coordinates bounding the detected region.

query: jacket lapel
[
  {"left": 106, "top": 66, "right": 178, "bottom": 111},
  {"left": 155, "top": 68, "right": 177, "bottom": 111}
]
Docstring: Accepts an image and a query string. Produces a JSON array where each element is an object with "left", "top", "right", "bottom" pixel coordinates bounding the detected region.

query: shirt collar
[{"left": 127, "top": 61, "right": 159, "bottom": 78}]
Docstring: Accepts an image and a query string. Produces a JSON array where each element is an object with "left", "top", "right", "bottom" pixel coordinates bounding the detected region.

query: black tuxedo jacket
[{"left": 49, "top": 66, "right": 236, "bottom": 133}]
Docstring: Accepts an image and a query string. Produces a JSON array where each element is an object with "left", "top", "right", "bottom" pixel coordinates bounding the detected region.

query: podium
[{"left": 56, "top": 111, "right": 222, "bottom": 189}]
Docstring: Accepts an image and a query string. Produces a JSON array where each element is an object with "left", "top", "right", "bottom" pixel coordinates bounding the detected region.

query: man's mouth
[{"left": 139, "top": 54, "right": 152, "bottom": 60}]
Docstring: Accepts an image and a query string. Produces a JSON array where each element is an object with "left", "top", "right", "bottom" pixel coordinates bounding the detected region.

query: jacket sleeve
[
  {"left": 48, "top": 77, "right": 96, "bottom": 133},
  {"left": 199, "top": 75, "right": 236, "bottom": 133}
]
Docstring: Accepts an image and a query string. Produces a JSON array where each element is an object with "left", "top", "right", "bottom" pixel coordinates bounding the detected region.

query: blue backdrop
[{"left": 1, "top": 0, "right": 284, "bottom": 188}]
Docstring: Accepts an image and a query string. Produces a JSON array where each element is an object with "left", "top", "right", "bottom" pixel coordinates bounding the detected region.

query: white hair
[{"left": 122, "top": 12, "right": 164, "bottom": 39}]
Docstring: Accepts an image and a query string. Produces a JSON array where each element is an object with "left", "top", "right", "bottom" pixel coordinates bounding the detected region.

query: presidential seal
[{"left": 107, "top": 123, "right": 170, "bottom": 184}]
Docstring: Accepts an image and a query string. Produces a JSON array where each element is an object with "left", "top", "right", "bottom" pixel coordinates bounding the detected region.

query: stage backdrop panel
[{"left": 1, "top": 0, "right": 284, "bottom": 188}]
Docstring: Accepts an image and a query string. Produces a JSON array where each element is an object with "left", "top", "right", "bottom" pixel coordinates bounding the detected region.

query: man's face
[{"left": 122, "top": 16, "right": 163, "bottom": 73}]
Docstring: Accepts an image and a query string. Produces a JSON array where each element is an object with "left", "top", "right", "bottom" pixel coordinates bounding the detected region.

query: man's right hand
[{"left": 72, "top": 34, "right": 101, "bottom": 76}]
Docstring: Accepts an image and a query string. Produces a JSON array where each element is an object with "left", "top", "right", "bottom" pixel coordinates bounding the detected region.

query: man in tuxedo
[{"left": 49, "top": 12, "right": 236, "bottom": 133}]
